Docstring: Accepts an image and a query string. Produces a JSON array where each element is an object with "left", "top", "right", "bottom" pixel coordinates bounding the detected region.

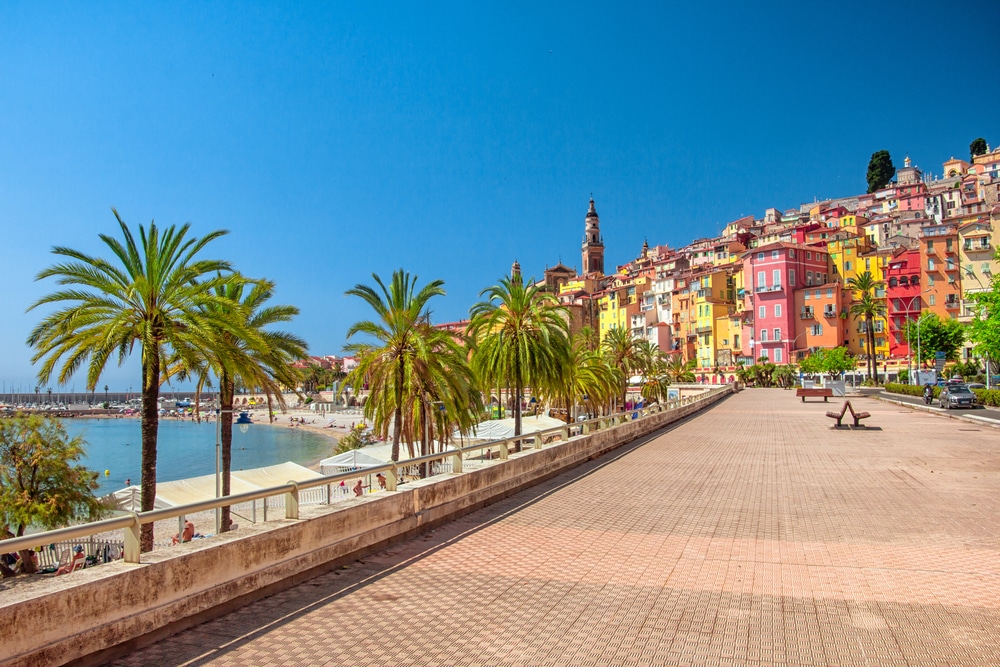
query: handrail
[{"left": 0, "top": 387, "right": 728, "bottom": 564}]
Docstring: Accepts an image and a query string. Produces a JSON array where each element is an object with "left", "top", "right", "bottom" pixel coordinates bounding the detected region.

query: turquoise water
[{"left": 65, "top": 418, "right": 335, "bottom": 497}]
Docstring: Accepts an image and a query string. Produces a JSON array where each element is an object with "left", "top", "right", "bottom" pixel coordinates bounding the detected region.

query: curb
[{"left": 873, "top": 394, "right": 1000, "bottom": 430}]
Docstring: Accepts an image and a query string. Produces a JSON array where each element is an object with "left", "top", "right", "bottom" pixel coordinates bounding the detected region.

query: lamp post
[
  {"left": 901, "top": 289, "right": 932, "bottom": 384},
  {"left": 215, "top": 409, "right": 253, "bottom": 534}
]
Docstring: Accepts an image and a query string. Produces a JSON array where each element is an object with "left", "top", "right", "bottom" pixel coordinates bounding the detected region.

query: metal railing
[{"left": 0, "top": 390, "right": 726, "bottom": 565}]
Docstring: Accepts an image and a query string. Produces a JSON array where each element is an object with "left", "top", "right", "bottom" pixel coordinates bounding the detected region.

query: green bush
[
  {"left": 884, "top": 382, "right": 939, "bottom": 398},
  {"left": 973, "top": 388, "right": 1000, "bottom": 407}
]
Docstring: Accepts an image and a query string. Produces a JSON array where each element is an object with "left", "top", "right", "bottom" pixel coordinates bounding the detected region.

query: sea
[{"left": 65, "top": 418, "right": 334, "bottom": 497}]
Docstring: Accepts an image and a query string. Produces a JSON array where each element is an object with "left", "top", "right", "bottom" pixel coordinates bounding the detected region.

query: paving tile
[{"left": 109, "top": 390, "right": 1000, "bottom": 666}]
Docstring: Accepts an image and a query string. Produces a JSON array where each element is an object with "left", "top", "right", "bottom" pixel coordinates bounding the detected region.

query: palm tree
[
  {"left": 27, "top": 210, "right": 233, "bottom": 551},
  {"left": 601, "top": 326, "right": 641, "bottom": 410},
  {"left": 848, "top": 271, "right": 885, "bottom": 384},
  {"left": 186, "top": 277, "right": 307, "bottom": 532},
  {"left": 664, "top": 354, "right": 697, "bottom": 384},
  {"left": 344, "top": 270, "right": 451, "bottom": 462},
  {"left": 543, "top": 331, "right": 618, "bottom": 421},
  {"left": 469, "top": 275, "right": 569, "bottom": 438}
]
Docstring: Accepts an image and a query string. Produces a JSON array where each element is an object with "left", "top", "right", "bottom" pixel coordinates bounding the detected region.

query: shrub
[
  {"left": 884, "top": 382, "right": 939, "bottom": 398},
  {"left": 973, "top": 388, "right": 1000, "bottom": 407}
]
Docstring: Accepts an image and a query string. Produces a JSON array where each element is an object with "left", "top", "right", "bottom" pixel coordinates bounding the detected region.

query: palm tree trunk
[
  {"left": 220, "top": 375, "right": 235, "bottom": 532},
  {"left": 139, "top": 355, "right": 160, "bottom": 552}
]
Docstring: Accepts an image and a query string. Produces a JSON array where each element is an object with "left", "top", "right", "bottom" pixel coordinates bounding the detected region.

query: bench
[
  {"left": 826, "top": 401, "right": 871, "bottom": 428},
  {"left": 796, "top": 387, "right": 833, "bottom": 402}
]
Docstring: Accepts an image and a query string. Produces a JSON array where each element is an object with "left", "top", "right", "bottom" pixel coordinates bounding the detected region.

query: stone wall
[{"left": 1, "top": 386, "right": 734, "bottom": 667}]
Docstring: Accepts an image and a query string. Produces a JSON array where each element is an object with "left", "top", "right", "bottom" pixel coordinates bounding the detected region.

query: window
[
  {"left": 758, "top": 305, "right": 766, "bottom": 319},
  {"left": 811, "top": 324, "right": 823, "bottom": 335},
  {"left": 807, "top": 270, "right": 813, "bottom": 285},
  {"left": 804, "top": 290, "right": 810, "bottom": 300},
  {"left": 759, "top": 329, "right": 769, "bottom": 342},
  {"left": 826, "top": 288, "right": 833, "bottom": 298},
  {"left": 865, "top": 258, "right": 871, "bottom": 270},
  {"left": 807, "top": 251, "right": 812, "bottom": 260},
  {"left": 984, "top": 263, "right": 991, "bottom": 273},
  {"left": 946, "top": 258, "right": 954, "bottom": 270},
  {"left": 789, "top": 269, "right": 796, "bottom": 286},
  {"left": 946, "top": 238, "right": 953, "bottom": 252},
  {"left": 789, "top": 249, "right": 795, "bottom": 258},
  {"left": 929, "top": 295, "right": 936, "bottom": 306},
  {"left": 893, "top": 298, "right": 901, "bottom": 310},
  {"left": 928, "top": 258, "right": 935, "bottom": 270},
  {"left": 874, "top": 321, "right": 884, "bottom": 333},
  {"left": 927, "top": 240, "right": 934, "bottom": 251},
  {"left": 774, "top": 328, "right": 781, "bottom": 341},
  {"left": 772, "top": 250, "right": 779, "bottom": 259},
  {"left": 759, "top": 350, "right": 769, "bottom": 361},
  {"left": 774, "top": 304, "right": 782, "bottom": 317},
  {"left": 772, "top": 269, "right": 780, "bottom": 287},
  {"left": 757, "top": 252, "right": 764, "bottom": 261},
  {"left": 928, "top": 275, "right": 935, "bottom": 286},
  {"left": 757, "top": 271, "right": 765, "bottom": 288},
  {"left": 845, "top": 261, "right": 852, "bottom": 271},
  {"left": 774, "top": 348, "right": 783, "bottom": 363}
]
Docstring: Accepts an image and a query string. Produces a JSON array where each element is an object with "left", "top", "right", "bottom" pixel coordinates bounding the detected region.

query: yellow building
[{"left": 691, "top": 269, "right": 739, "bottom": 371}]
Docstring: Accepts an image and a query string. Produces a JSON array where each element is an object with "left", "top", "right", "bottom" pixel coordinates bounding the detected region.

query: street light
[
  {"left": 215, "top": 409, "right": 253, "bottom": 534},
  {"left": 900, "top": 289, "right": 931, "bottom": 384}
]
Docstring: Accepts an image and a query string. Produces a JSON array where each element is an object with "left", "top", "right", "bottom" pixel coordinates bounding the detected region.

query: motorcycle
[{"left": 923, "top": 387, "right": 933, "bottom": 405}]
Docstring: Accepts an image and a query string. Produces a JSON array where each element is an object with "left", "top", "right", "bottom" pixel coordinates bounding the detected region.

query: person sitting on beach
[
  {"left": 56, "top": 546, "right": 85, "bottom": 575},
  {"left": 353, "top": 479, "right": 368, "bottom": 497},
  {"left": 172, "top": 520, "right": 196, "bottom": 545}
]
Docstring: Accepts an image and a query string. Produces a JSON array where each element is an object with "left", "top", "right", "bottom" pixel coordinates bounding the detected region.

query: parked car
[
  {"left": 939, "top": 384, "right": 978, "bottom": 409},
  {"left": 967, "top": 383, "right": 986, "bottom": 390}
]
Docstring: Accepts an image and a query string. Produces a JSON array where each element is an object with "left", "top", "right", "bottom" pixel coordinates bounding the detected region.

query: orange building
[
  {"left": 792, "top": 283, "right": 845, "bottom": 361},
  {"left": 918, "top": 221, "right": 962, "bottom": 320}
]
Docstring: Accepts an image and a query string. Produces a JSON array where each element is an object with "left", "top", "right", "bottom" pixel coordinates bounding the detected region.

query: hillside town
[{"left": 297, "top": 145, "right": 1000, "bottom": 387}]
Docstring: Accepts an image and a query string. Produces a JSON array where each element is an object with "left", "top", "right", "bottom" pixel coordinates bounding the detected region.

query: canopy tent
[
  {"left": 319, "top": 449, "right": 387, "bottom": 475},
  {"left": 100, "top": 461, "right": 322, "bottom": 512},
  {"left": 456, "top": 414, "right": 567, "bottom": 441}
]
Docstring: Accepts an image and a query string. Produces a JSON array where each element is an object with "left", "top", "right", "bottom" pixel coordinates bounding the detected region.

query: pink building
[{"left": 742, "top": 243, "right": 830, "bottom": 364}]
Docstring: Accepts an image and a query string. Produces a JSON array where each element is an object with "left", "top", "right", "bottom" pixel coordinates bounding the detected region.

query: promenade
[{"left": 109, "top": 389, "right": 1000, "bottom": 666}]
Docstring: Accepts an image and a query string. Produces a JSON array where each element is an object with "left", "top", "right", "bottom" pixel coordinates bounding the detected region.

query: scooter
[{"left": 923, "top": 388, "right": 933, "bottom": 405}]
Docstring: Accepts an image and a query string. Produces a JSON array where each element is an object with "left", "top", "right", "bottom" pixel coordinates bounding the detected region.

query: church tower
[{"left": 581, "top": 198, "right": 605, "bottom": 276}]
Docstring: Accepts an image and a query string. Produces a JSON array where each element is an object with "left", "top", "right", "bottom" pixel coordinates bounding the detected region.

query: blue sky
[{"left": 1, "top": 2, "right": 998, "bottom": 393}]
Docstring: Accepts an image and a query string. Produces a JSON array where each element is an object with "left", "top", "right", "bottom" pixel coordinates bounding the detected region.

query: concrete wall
[{"left": 2, "top": 386, "right": 734, "bottom": 667}]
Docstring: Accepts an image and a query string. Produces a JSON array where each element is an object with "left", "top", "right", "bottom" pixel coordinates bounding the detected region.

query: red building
[{"left": 885, "top": 249, "right": 922, "bottom": 360}]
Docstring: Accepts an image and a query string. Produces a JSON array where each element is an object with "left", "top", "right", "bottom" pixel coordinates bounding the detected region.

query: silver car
[{"left": 939, "top": 384, "right": 977, "bottom": 409}]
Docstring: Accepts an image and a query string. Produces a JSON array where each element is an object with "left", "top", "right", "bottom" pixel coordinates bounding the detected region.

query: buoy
[{"left": 104, "top": 469, "right": 110, "bottom": 476}]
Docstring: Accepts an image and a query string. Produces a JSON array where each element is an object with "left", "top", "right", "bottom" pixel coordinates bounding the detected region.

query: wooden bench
[
  {"left": 826, "top": 401, "right": 871, "bottom": 428},
  {"left": 796, "top": 387, "right": 833, "bottom": 402}
]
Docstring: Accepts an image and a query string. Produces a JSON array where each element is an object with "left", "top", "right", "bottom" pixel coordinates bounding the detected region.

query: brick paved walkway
[{"left": 109, "top": 390, "right": 1000, "bottom": 666}]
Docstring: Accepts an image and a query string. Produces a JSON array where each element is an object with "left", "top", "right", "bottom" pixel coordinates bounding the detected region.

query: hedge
[{"left": 884, "top": 382, "right": 1000, "bottom": 407}]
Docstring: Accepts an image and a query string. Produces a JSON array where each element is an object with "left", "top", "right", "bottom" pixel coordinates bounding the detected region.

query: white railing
[{"left": 0, "top": 389, "right": 729, "bottom": 566}]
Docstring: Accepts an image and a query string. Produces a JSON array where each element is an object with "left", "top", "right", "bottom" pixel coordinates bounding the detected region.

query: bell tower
[{"left": 581, "top": 198, "right": 605, "bottom": 276}]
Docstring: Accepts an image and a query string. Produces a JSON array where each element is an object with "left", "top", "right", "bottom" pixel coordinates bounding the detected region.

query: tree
[
  {"left": 848, "top": 271, "right": 885, "bottom": 384},
  {"left": 543, "top": 331, "right": 618, "bottom": 421},
  {"left": 469, "top": 275, "right": 569, "bottom": 438},
  {"left": 970, "top": 137, "right": 988, "bottom": 160},
  {"left": 601, "top": 327, "right": 641, "bottom": 410},
  {"left": 0, "top": 414, "right": 103, "bottom": 574},
  {"left": 188, "top": 277, "right": 307, "bottom": 532},
  {"left": 664, "top": 354, "right": 696, "bottom": 384},
  {"left": 904, "top": 312, "right": 966, "bottom": 366},
  {"left": 27, "top": 211, "right": 233, "bottom": 551},
  {"left": 967, "top": 271, "right": 1000, "bottom": 379},
  {"left": 799, "top": 347, "right": 855, "bottom": 376},
  {"left": 866, "top": 150, "right": 896, "bottom": 193},
  {"left": 345, "top": 270, "right": 438, "bottom": 463}
]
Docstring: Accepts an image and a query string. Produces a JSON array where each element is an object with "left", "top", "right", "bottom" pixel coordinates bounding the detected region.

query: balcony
[
  {"left": 754, "top": 284, "right": 783, "bottom": 294},
  {"left": 964, "top": 240, "right": 992, "bottom": 252},
  {"left": 823, "top": 308, "right": 836, "bottom": 318},
  {"left": 695, "top": 326, "right": 713, "bottom": 334},
  {"left": 945, "top": 297, "right": 960, "bottom": 309},
  {"left": 799, "top": 308, "right": 814, "bottom": 320}
]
